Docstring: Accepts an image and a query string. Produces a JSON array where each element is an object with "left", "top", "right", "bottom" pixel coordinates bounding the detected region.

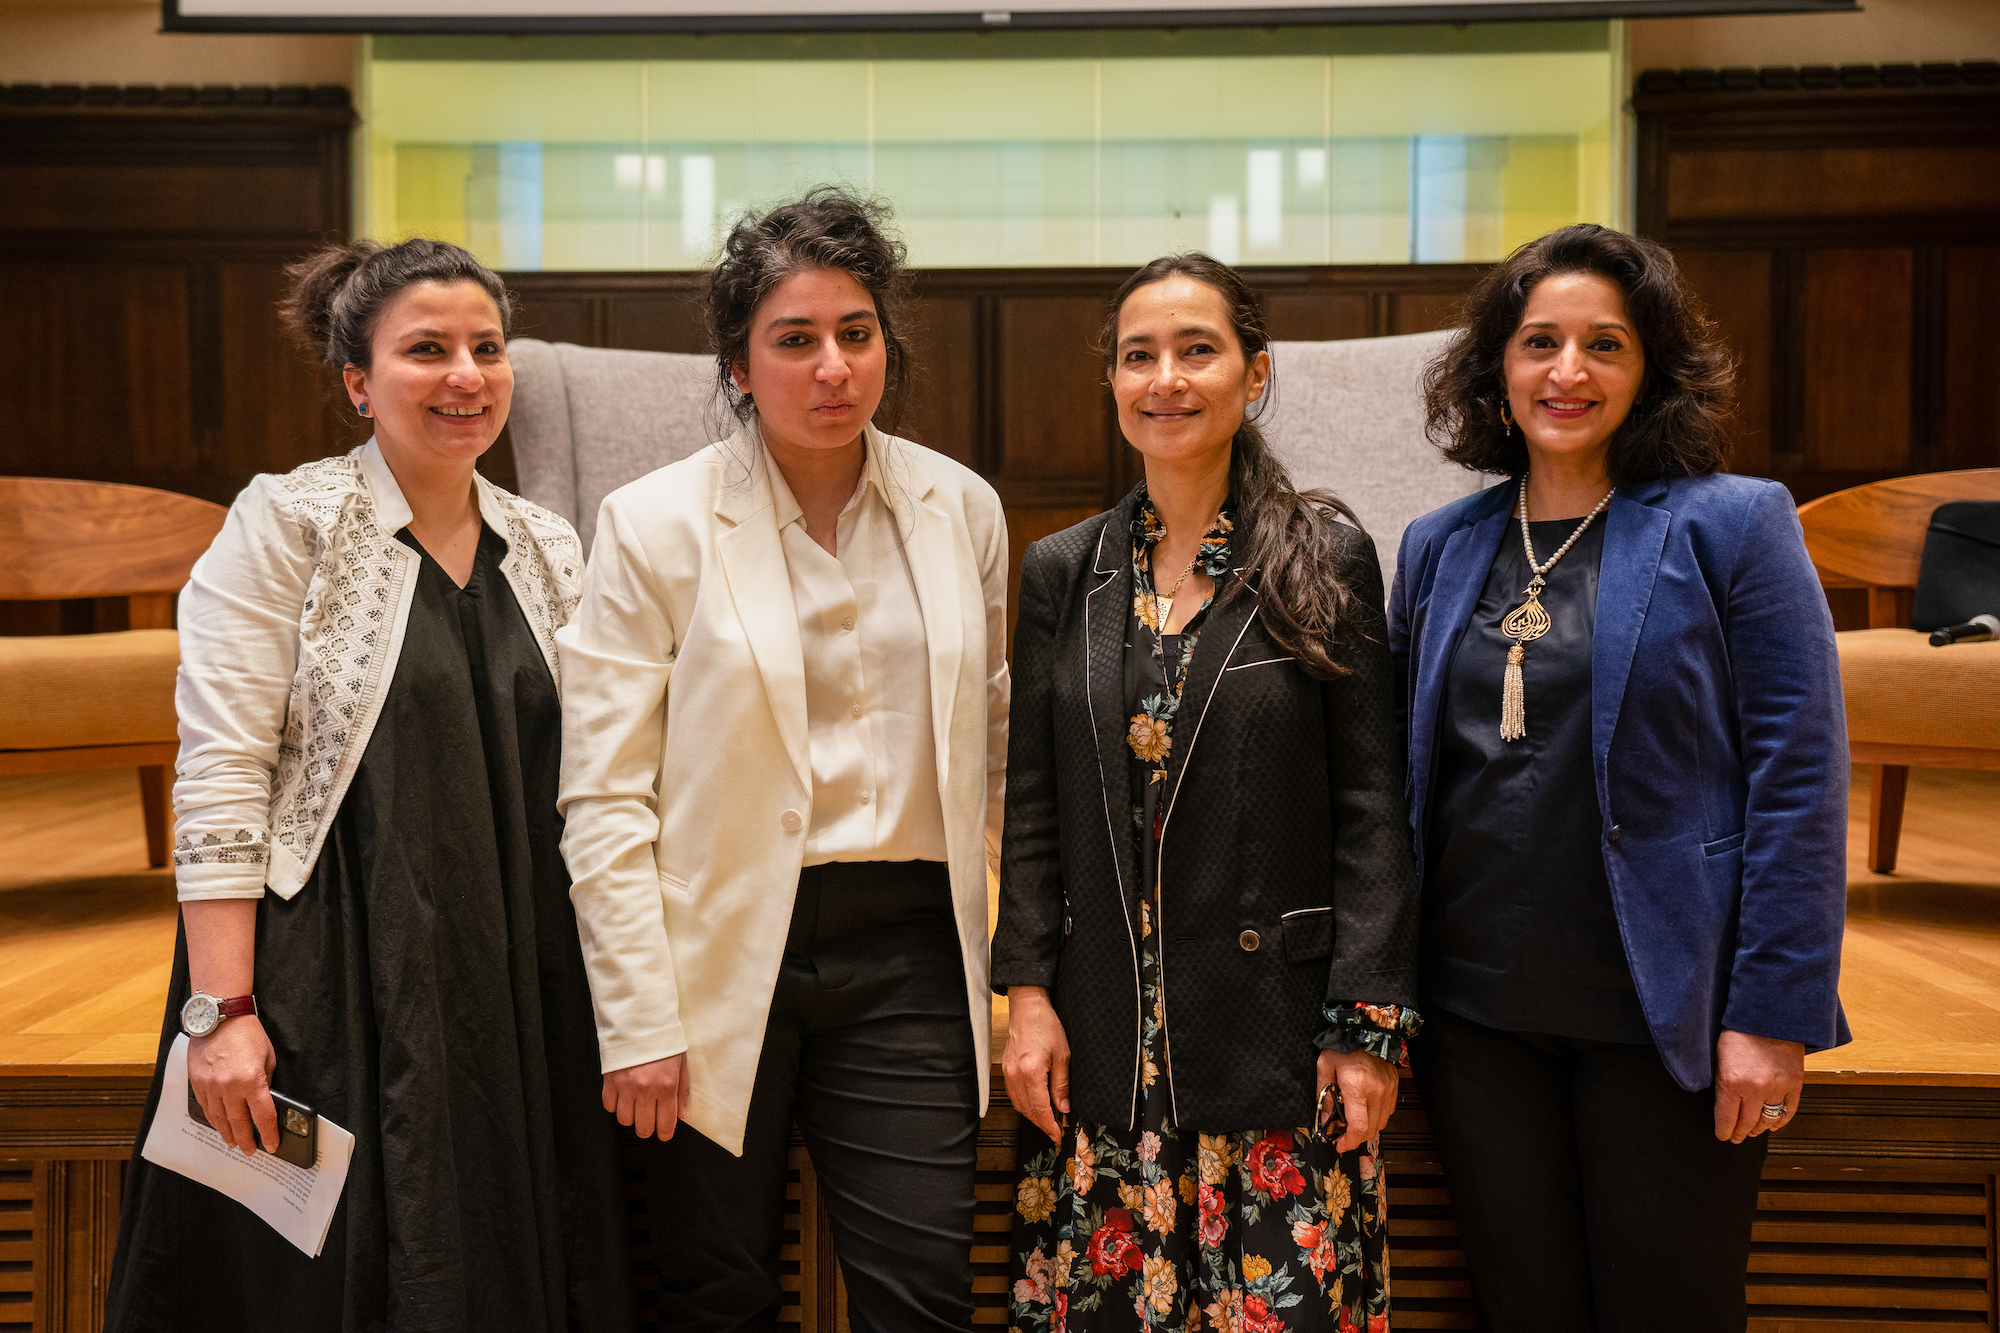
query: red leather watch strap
[{"left": 214, "top": 995, "right": 258, "bottom": 1019}]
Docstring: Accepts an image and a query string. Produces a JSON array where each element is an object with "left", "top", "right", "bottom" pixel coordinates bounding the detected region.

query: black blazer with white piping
[{"left": 990, "top": 488, "right": 1420, "bottom": 1132}]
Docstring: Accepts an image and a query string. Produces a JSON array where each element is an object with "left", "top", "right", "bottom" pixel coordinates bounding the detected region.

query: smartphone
[{"left": 187, "top": 1086, "right": 319, "bottom": 1168}]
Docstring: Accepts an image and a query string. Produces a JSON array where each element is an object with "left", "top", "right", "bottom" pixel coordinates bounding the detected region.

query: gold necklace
[
  {"left": 1499, "top": 475, "right": 1613, "bottom": 742},
  {"left": 1151, "top": 517, "right": 1221, "bottom": 631}
]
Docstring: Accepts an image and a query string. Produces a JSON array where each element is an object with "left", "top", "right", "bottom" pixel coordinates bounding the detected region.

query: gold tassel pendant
[
  {"left": 1501, "top": 643, "right": 1527, "bottom": 741},
  {"left": 1498, "top": 576, "right": 1551, "bottom": 743},
  {"left": 1499, "top": 474, "right": 1613, "bottom": 744}
]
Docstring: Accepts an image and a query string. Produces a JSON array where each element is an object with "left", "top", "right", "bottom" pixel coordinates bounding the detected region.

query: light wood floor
[
  {"left": 1829, "top": 767, "right": 2000, "bottom": 1082},
  {"left": 0, "top": 770, "right": 178, "bottom": 1074},
  {"left": 1, "top": 765, "right": 1995, "bottom": 1082}
]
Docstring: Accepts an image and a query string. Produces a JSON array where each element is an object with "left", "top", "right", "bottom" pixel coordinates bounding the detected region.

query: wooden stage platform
[{"left": 2, "top": 767, "right": 1996, "bottom": 1331}]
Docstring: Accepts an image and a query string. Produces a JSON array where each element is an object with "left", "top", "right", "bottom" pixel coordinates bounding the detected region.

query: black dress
[{"left": 106, "top": 525, "right": 632, "bottom": 1333}]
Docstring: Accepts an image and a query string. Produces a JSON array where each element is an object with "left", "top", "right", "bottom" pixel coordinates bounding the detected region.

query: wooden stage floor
[
  {"left": 4, "top": 765, "right": 1995, "bottom": 1084},
  {"left": 2, "top": 766, "right": 1997, "bottom": 1331}
]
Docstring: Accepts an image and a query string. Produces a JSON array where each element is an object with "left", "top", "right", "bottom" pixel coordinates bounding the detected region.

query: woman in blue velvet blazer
[{"left": 1395, "top": 225, "right": 1849, "bottom": 1331}]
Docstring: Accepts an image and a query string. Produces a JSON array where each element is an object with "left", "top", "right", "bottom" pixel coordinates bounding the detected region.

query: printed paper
[{"left": 141, "top": 1034, "right": 354, "bottom": 1258}]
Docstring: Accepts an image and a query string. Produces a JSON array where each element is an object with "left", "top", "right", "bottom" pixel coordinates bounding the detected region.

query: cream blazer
[{"left": 556, "top": 424, "right": 1009, "bottom": 1156}]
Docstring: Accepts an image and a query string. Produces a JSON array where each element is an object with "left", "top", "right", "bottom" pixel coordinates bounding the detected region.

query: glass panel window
[{"left": 363, "top": 28, "right": 1620, "bottom": 270}]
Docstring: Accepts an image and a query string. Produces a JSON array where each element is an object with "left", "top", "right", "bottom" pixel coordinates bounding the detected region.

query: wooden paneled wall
[
  {"left": 1, "top": 67, "right": 1996, "bottom": 527},
  {"left": 0, "top": 85, "right": 355, "bottom": 634},
  {"left": 0, "top": 84, "right": 356, "bottom": 509},
  {"left": 1634, "top": 62, "right": 2000, "bottom": 504}
]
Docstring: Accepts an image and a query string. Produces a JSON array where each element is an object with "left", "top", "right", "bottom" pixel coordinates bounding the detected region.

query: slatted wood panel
[
  {"left": 0, "top": 1160, "right": 123, "bottom": 1333},
  {"left": 1750, "top": 1166, "right": 1996, "bottom": 1330},
  {"left": 1383, "top": 1155, "right": 1474, "bottom": 1329},
  {"left": 1376, "top": 1158, "right": 2000, "bottom": 1331},
  {"left": 973, "top": 1117, "right": 1021, "bottom": 1326},
  {"left": 0, "top": 1163, "right": 37, "bottom": 1333}
]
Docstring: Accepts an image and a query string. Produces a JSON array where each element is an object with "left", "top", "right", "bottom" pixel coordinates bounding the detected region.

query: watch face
[{"left": 182, "top": 993, "right": 220, "bottom": 1037}]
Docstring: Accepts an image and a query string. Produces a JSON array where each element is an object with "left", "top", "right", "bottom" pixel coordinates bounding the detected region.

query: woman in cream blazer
[{"left": 558, "top": 190, "right": 1007, "bottom": 1330}]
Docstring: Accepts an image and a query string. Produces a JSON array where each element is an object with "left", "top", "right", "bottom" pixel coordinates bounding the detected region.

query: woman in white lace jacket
[{"left": 106, "top": 239, "right": 632, "bottom": 1333}]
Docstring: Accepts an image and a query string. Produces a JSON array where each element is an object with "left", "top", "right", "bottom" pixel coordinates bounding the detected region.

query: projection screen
[{"left": 163, "top": 0, "right": 1859, "bottom": 33}]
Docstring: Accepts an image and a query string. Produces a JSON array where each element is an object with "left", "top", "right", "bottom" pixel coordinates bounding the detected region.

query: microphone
[{"left": 1929, "top": 614, "right": 2000, "bottom": 647}]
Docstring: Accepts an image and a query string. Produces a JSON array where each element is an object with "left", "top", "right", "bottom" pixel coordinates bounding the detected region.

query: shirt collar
[{"left": 759, "top": 422, "right": 898, "bottom": 533}]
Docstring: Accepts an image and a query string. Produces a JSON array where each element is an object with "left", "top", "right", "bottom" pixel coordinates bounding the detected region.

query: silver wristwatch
[{"left": 180, "top": 991, "right": 258, "bottom": 1037}]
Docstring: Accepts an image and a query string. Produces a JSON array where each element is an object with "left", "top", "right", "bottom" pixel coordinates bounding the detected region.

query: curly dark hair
[
  {"left": 1100, "top": 253, "right": 1368, "bottom": 681},
  {"left": 702, "top": 186, "right": 914, "bottom": 431},
  {"left": 1421, "top": 223, "right": 1733, "bottom": 483},
  {"left": 280, "top": 237, "right": 513, "bottom": 370}
]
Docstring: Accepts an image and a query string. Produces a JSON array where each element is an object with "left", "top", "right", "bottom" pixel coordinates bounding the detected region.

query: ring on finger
[{"left": 1760, "top": 1102, "right": 1788, "bottom": 1119}]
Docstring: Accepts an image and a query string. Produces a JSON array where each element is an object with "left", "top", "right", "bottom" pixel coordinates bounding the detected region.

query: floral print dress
[{"left": 1009, "top": 491, "right": 1422, "bottom": 1333}]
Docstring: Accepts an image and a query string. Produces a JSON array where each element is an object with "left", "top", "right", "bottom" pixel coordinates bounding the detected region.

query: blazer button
[
  {"left": 780, "top": 810, "right": 804, "bottom": 834},
  {"left": 1238, "top": 929, "right": 1261, "bottom": 952},
  {"left": 1607, "top": 825, "right": 1624, "bottom": 845}
]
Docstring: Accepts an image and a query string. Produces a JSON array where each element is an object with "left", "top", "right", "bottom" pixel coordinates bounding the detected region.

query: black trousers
[
  {"left": 639, "top": 861, "right": 979, "bottom": 1333},
  {"left": 1411, "top": 1007, "right": 1769, "bottom": 1333}
]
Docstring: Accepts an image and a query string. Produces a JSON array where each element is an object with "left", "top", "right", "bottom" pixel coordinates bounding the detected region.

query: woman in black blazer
[{"left": 992, "top": 253, "right": 1421, "bottom": 1333}]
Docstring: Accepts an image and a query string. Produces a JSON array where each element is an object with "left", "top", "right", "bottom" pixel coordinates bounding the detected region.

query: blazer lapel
[
  {"left": 713, "top": 436, "right": 812, "bottom": 792},
  {"left": 896, "top": 447, "right": 965, "bottom": 794},
  {"left": 1084, "top": 509, "right": 1141, "bottom": 902},
  {"left": 1156, "top": 576, "right": 1260, "bottom": 839},
  {"left": 1408, "top": 497, "right": 1511, "bottom": 832},
  {"left": 1592, "top": 483, "right": 1672, "bottom": 772}
]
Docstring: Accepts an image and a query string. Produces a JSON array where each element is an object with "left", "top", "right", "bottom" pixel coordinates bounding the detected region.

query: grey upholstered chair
[
  {"left": 506, "top": 338, "right": 722, "bottom": 553},
  {"left": 1262, "top": 329, "right": 1488, "bottom": 594}
]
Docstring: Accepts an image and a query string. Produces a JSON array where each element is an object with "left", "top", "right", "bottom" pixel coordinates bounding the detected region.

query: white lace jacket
[{"left": 171, "top": 440, "right": 584, "bottom": 901}]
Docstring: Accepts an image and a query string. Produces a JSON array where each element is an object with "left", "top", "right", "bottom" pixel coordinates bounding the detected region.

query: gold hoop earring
[{"left": 1499, "top": 400, "right": 1515, "bottom": 432}]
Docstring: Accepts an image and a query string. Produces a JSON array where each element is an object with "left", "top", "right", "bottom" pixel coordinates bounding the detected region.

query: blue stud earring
[{"left": 357, "top": 403, "right": 370, "bottom": 417}]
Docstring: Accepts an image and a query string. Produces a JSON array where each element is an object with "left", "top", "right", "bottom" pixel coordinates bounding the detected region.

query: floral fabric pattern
[
  {"left": 1317, "top": 1004, "right": 1423, "bottom": 1069},
  {"left": 1125, "top": 492, "right": 1232, "bottom": 796},
  {"left": 1008, "top": 892, "right": 1393, "bottom": 1333},
  {"left": 1007, "top": 489, "right": 1399, "bottom": 1333}
]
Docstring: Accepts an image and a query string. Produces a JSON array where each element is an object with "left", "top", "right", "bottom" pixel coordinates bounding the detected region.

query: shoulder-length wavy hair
[
  {"left": 1421, "top": 223, "right": 1733, "bottom": 483},
  {"left": 1100, "top": 253, "right": 1367, "bottom": 681}
]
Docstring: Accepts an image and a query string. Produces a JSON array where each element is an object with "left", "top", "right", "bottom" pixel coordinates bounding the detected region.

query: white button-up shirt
[{"left": 765, "top": 439, "right": 948, "bottom": 866}]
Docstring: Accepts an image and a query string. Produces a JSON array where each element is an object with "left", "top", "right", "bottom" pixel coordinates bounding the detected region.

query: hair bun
[
  {"left": 276, "top": 237, "right": 513, "bottom": 372},
  {"left": 280, "top": 240, "right": 384, "bottom": 363}
]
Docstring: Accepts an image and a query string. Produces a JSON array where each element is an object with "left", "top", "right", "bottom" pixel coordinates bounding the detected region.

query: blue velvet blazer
[{"left": 1390, "top": 471, "right": 1851, "bottom": 1091}]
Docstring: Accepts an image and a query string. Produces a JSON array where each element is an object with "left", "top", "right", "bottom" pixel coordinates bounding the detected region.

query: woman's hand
[
  {"left": 1004, "top": 986, "right": 1072, "bottom": 1143},
  {"left": 603, "top": 1054, "right": 689, "bottom": 1141},
  {"left": 1317, "top": 1048, "right": 1400, "bottom": 1153},
  {"left": 180, "top": 898, "right": 271, "bottom": 1157},
  {"left": 189, "top": 1016, "right": 278, "bottom": 1157},
  {"left": 1714, "top": 1029, "right": 1805, "bottom": 1142}
]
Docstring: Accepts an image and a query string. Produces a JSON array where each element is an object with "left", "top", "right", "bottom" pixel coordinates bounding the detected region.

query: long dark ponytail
[{"left": 1100, "top": 253, "right": 1368, "bottom": 680}]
